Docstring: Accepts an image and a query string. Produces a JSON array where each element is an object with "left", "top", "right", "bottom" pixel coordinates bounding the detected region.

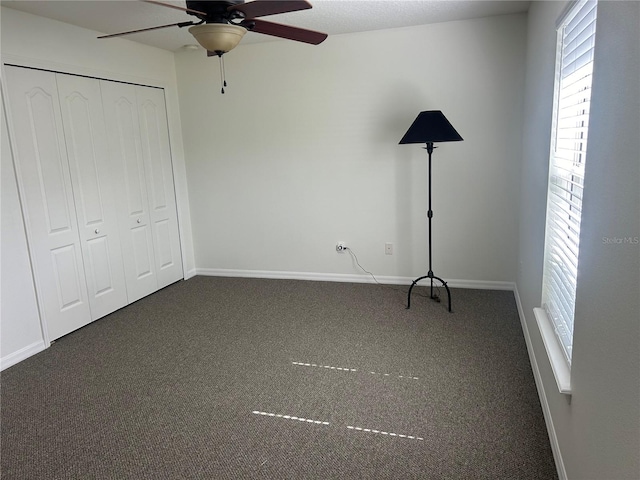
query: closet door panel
[
  {"left": 57, "top": 74, "right": 128, "bottom": 319},
  {"left": 136, "top": 86, "right": 183, "bottom": 288},
  {"left": 154, "top": 219, "right": 174, "bottom": 269},
  {"left": 4, "top": 66, "right": 91, "bottom": 340},
  {"left": 51, "top": 244, "right": 85, "bottom": 311},
  {"left": 100, "top": 81, "right": 157, "bottom": 302},
  {"left": 131, "top": 226, "right": 154, "bottom": 277}
]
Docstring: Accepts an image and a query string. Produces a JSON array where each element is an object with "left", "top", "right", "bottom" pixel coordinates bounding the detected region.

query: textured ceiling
[{"left": 1, "top": 0, "right": 531, "bottom": 52}]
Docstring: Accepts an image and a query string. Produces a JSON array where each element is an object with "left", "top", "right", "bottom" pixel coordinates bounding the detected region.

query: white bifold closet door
[
  {"left": 5, "top": 65, "right": 183, "bottom": 340},
  {"left": 100, "top": 81, "right": 157, "bottom": 302},
  {"left": 4, "top": 67, "right": 111, "bottom": 339},
  {"left": 135, "top": 86, "right": 183, "bottom": 290},
  {"left": 100, "top": 81, "right": 183, "bottom": 302},
  {"left": 56, "top": 73, "right": 129, "bottom": 320}
]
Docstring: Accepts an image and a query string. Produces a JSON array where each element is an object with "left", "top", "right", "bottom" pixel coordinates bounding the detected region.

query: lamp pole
[
  {"left": 427, "top": 142, "right": 434, "bottom": 286},
  {"left": 406, "top": 142, "right": 452, "bottom": 312}
]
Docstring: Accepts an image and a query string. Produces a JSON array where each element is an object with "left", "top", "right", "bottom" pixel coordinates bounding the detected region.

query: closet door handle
[
  {"left": 94, "top": 229, "right": 100, "bottom": 234},
  {"left": 137, "top": 219, "right": 141, "bottom": 224}
]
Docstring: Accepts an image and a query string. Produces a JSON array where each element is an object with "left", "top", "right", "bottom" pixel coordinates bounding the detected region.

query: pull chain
[
  {"left": 218, "top": 54, "right": 225, "bottom": 94},
  {"left": 216, "top": 52, "right": 229, "bottom": 94},
  {"left": 222, "top": 55, "right": 227, "bottom": 89}
]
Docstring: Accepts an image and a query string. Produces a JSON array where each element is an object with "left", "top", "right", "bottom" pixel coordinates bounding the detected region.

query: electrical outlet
[
  {"left": 385, "top": 242, "right": 393, "bottom": 255},
  {"left": 336, "top": 242, "right": 346, "bottom": 253}
]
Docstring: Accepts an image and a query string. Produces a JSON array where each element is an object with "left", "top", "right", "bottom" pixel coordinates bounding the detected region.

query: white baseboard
[
  {"left": 447, "top": 279, "right": 515, "bottom": 291},
  {"left": 184, "top": 268, "right": 198, "bottom": 280},
  {"left": 195, "top": 268, "right": 515, "bottom": 291},
  {"left": 513, "top": 285, "right": 567, "bottom": 480},
  {"left": 1, "top": 340, "right": 47, "bottom": 371}
]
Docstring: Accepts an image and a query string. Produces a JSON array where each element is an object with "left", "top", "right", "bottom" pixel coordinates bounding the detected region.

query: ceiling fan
[{"left": 98, "top": 0, "right": 328, "bottom": 56}]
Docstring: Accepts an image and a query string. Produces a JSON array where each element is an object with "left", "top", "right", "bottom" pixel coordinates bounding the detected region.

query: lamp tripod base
[{"left": 406, "top": 271, "right": 452, "bottom": 313}]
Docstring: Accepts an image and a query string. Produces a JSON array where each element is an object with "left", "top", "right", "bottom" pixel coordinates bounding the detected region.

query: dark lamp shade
[{"left": 399, "top": 110, "right": 463, "bottom": 144}]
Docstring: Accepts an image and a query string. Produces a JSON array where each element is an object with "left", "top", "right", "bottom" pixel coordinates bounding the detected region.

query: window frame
[{"left": 535, "top": 0, "right": 598, "bottom": 395}]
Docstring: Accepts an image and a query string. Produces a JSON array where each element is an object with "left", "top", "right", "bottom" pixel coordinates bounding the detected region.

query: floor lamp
[{"left": 399, "top": 111, "right": 463, "bottom": 313}]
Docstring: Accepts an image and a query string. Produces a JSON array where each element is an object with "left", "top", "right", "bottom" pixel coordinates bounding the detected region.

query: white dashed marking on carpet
[
  {"left": 252, "top": 411, "right": 330, "bottom": 426},
  {"left": 347, "top": 425, "right": 423, "bottom": 441},
  {"left": 252, "top": 411, "right": 424, "bottom": 442},
  {"left": 291, "top": 361, "right": 417, "bottom": 380},
  {"left": 292, "top": 361, "right": 357, "bottom": 372}
]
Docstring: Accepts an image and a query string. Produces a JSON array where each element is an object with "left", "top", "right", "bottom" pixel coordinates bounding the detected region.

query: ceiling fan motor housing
[{"left": 186, "top": 0, "right": 245, "bottom": 23}]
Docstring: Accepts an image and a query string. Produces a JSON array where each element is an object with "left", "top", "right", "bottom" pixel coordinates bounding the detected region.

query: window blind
[{"left": 542, "top": 0, "right": 598, "bottom": 365}]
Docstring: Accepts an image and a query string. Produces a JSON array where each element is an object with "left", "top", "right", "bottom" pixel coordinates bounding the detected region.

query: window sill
[{"left": 533, "top": 307, "right": 572, "bottom": 395}]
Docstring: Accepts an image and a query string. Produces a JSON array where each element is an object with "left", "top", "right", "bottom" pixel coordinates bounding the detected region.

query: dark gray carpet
[{"left": 1, "top": 276, "right": 558, "bottom": 479}]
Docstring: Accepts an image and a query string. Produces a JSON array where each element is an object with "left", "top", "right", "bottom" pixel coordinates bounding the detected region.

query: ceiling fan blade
[
  {"left": 243, "top": 18, "right": 327, "bottom": 45},
  {"left": 231, "top": 0, "right": 312, "bottom": 19},
  {"left": 97, "top": 21, "right": 196, "bottom": 39},
  {"left": 142, "top": 0, "right": 207, "bottom": 17}
]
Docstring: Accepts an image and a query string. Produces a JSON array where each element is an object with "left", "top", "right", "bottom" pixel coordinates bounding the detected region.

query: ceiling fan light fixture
[{"left": 188, "top": 23, "right": 247, "bottom": 53}]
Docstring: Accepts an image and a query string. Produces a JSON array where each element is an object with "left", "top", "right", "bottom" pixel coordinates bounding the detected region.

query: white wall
[
  {"left": 0, "top": 7, "right": 195, "bottom": 367},
  {"left": 517, "top": 1, "right": 640, "bottom": 479},
  {"left": 175, "top": 14, "right": 527, "bottom": 285}
]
